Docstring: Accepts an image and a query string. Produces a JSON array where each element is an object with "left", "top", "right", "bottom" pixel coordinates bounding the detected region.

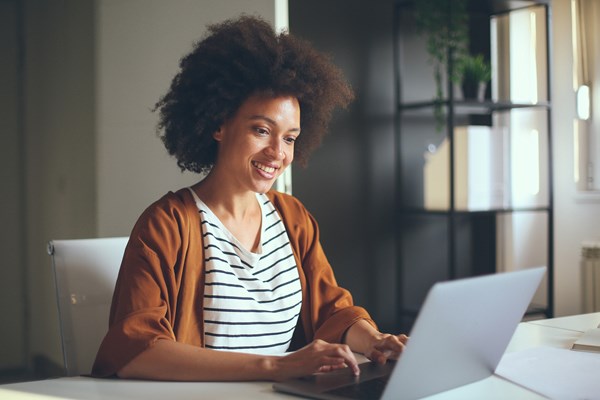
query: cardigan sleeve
[
  {"left": 91, "top": 194, "right": 188, "bottom": 378},
  {"left": 268, "top": 191, "right": 377, "bottom": 345}
]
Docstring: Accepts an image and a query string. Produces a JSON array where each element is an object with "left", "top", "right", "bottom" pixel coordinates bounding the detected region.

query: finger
[
  {"left": 375, "top": 337, "right": 405, "bottom": 353},
  {"left": 318, "top": 356, "right": 346, "bottom": 366},
  {"left": 374, "top": 338, "right": 407, "bottom": 362},
  {"left": 317, "top": 363, "right": 347, "bottom": 373},
  {"left": 333, "top": 345, "right": 360, "bottom": 376},
  {"left": 346, "top": 350, "right": 360, "bottom": 376},
  {"left": 368, "top": 348, "right": 389, "bottom": 364},
  {"left": 316, "top": 343, "right": 360, "bottom": 376}
]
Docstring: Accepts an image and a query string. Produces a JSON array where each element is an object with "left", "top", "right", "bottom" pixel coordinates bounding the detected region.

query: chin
[{"left": 255, "top": 182, "right": 275, "bottom": 194}]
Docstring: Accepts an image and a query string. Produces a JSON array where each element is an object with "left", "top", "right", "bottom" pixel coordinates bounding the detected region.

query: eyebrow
[{"left": 248, "top": 115, "right": 301, "bottom": 133}]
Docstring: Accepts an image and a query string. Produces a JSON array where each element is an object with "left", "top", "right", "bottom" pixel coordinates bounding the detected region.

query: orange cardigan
[{"left": 91, "top": 188, "right": 375, "bottom": 377}]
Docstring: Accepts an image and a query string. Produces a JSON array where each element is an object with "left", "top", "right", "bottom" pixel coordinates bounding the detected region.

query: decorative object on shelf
[
  {"left": 457, "top": 53, "right": 491, "bottom": 101},
  {"left": 414, "top": 0, "right": 469, "bottom": 131}
]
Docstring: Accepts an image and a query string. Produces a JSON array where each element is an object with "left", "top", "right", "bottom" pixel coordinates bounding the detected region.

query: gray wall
[
  {"left": 1, "top": 0, "right": 283, "bottom": 380},
  {"left": 290, "top": 0, "right": 398, "bottom": 332},
  {"left": 95, "top": 0, "right": 287, "bottom": 237},
  {"left": 23, "top": 0, "right": 97, "bottom": 375},
  {"left": 0, "top": 0, "right": 26, "bottom": 371}
]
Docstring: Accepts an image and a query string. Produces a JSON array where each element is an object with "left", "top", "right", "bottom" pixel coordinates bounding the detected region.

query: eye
[
  {"left": 284, "top": 136, "right": 297, "bottom": 144},
  {"left": 254, "top": 126, "right": 269, "bottom": 136}
]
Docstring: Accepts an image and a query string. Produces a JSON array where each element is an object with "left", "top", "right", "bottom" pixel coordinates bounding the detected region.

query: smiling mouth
[{"left": 252, "top": 161, "right": 277, "bottom": 174}]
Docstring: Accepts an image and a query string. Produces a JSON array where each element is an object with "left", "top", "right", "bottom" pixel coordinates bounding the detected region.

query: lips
[{"left": 252, "top": 161, "right": 277, "bottom": 175}]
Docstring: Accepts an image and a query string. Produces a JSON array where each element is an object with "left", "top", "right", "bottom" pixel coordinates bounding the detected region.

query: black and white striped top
[{"left": 188, "top": 189, "right": 302, "bottom": 354}]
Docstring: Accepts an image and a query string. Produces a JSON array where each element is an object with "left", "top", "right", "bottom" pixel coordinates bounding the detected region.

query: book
[{"left": 571, "top": 328, "right": 600, "bottom": 353}]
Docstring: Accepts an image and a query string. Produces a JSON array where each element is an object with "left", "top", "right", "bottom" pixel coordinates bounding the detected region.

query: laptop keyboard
[{"left": 324, "top": 375, "right": 389, "bottom": 400}]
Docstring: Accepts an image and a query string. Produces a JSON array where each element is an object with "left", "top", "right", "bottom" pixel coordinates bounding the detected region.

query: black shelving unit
[{"left": 394, "top": 0, "right": 553, "bottom": 331}]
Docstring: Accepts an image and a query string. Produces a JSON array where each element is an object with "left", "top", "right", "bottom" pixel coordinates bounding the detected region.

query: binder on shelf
[{"left": 423, "top": 125, "right": 507, "bottom": 211}]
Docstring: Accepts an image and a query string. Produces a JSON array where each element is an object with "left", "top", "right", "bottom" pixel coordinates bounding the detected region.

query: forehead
[{"left": 235, "top": 94, "right": 300, "bottom": 124}]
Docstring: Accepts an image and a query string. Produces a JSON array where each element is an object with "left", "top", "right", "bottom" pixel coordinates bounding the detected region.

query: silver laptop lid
[{"left": 382, "top": 266, "right": 546, "bottom": 400}]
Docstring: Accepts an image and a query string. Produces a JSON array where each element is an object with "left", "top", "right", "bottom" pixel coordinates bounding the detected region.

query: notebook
[{"left": 273, "top": 266, "right": 546, "bottom": 400}]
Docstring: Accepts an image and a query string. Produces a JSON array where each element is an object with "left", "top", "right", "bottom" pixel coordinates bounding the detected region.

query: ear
[{"left": 213, "top": 128, "right": 223, "bottom": 142}]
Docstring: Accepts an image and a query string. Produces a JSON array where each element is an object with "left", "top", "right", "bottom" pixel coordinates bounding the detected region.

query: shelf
[
  {"left": 526, "top": 304, "right": 551, "bottom": 317},
  {"left": 398, "top": 304, "right": 550, "bottom": 321},
  {"left": 396, "top": 0, "right": 551, "bottom": 15},
  {"left": 399, "top": 99, "right": 551, "bottom": 113},
  {"left": 394, "top": 0, "right": 553, "bottom": 332},
  {"left": 397, "top": 206, "right": 551, "bottom": 215}
]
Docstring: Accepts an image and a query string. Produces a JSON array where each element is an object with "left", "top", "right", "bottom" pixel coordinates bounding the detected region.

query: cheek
[{"left": 285, "top": 148, "right": 294, "bottom": 165}]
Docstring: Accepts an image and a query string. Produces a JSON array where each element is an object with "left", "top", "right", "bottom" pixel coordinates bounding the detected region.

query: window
[{"left": 572, "top": 0, "right": 600, "bottom": 193}]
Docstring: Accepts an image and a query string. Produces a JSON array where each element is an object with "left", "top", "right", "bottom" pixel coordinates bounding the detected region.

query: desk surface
[
  {"left": 2, "top": 313, "right": 599, "bottom": 400},
  {"left": 527, "top": 312, "right": 600, "bottom": 332}
]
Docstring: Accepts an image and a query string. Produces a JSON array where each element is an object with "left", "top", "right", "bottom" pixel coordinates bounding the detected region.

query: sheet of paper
[
  {"left": 496, "top": 346, "right": 600, "bottom": 400},
  {"left": 573, "top": 328, "right": 600, "bottom": 350}
]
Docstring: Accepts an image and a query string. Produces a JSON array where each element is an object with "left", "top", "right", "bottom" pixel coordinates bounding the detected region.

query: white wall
[{"left": 551, "top": 0, "right": 600, "bottom": 317}]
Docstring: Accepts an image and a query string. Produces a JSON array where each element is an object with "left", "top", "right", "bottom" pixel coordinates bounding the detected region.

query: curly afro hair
[{"left": 154, "top": 15, "right": 354, "bottom": 174}]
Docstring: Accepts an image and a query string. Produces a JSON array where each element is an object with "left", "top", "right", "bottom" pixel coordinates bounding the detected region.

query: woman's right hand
[{"left": 271, "top": 339, "right": 360, "bottom": 381}]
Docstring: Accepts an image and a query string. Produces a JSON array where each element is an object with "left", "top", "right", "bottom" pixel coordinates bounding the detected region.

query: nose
[{"left": 266, "top": 139, "right": 285, "bottom": 160}]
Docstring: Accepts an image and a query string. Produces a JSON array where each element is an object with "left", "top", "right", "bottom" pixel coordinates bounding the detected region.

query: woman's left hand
[
  {"left": 364, "top": 332, "right": 409, "bottom": 364},
  {"left": 344, "top": 319, "right": 409, "bottom": 364}
]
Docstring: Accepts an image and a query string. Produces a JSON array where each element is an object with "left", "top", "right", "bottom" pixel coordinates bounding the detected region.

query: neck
[{"left": 192, "top": 172, "right": 258, "bottom": 221}]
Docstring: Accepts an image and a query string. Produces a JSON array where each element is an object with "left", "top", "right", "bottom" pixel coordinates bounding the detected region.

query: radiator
[{"left": 582, "top": 241, "right": 600, "bottom": 313}]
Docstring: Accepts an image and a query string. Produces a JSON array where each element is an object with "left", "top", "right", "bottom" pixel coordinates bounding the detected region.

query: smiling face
[{"left": 212, "top": 94, "right": 301, "bottom": 194}]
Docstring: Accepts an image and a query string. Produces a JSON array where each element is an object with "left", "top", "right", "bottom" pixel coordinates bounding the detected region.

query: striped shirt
[{"left": 188, "top": 189, "right": 302, "bottom": 354}]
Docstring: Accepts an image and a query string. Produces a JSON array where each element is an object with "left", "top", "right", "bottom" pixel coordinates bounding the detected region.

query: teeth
[{"left": 254, "top": 162, "right": 275, "bottom": 174}]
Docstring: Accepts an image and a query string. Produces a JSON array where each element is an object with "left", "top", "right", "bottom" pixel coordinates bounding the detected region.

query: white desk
[
  {"left": 527, "top": 312, "right": 600, "bottom": 332},
  {"left": 424, "top": 314, "right": 597, "bottom": 400},
  {"left": 1, "top": 313, "right": 599, "bottom": 400}
]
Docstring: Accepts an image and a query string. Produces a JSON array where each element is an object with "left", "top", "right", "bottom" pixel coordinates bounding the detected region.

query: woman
[{"left": 92, "top": 15, "right": 407, "bottom": 381}]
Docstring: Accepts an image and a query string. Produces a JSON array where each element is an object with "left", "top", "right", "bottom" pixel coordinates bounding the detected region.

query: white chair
[{"left": 47, "top": 237, "right": 128, "bottom": 376}]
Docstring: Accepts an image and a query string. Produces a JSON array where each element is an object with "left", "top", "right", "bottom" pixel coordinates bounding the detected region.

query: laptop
[{"left": 273, "top": 266, "right": 546, "bottom": 400}]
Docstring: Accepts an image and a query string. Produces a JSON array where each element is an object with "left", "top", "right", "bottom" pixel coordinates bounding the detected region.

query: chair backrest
[{"left": 47, "top": 237, "right": 128, "bottom": 376}]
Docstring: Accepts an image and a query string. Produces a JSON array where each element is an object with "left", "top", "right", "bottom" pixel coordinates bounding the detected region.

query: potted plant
[
  {"left": 414, "top": 0, "right": 469, "bottom": 131},
  {"left": 457, "top": 53, "right": 491, "bottom": 101}
]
